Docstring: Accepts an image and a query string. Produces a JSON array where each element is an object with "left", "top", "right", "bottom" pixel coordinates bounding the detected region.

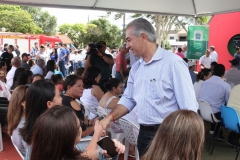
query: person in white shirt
[
  {"left": 36, "top": 45, "right": 48, "bottom": 66},
  {"left": 209, "top": 46, "right": 218, "bottom": 62},
  {"left": 76, "top": 50, "right": 83, "bottom": 68},
  {"left": 199, "top": 64, "right": 231, "bottom": 139},
  {"left": 46, "top": 43, "right": 52, "bottom": 55},
  {"left": 81, "top": 45, "right": 88, "bottom": 65},
  {"left": 199, "top": 49, "right": 213, "bottom": 69},
  {"left": 6, "top": 57, "right": 20, "bottom": 88},
  {"left": 193, "top": 68, "right": 212, "bottom": 99}
]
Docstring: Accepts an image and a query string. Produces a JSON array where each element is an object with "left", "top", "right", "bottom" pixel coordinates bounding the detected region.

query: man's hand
[
  {"left": 99, "top": 116, "right": 112, "bottom": 130},
  {"left": 96, "top": 49, "right": 103, "bottom": 57}
]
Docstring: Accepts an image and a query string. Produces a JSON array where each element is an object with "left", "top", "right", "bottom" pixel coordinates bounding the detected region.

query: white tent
[{"left": 0, "top": 0, "right": 240, "bottom": 17}]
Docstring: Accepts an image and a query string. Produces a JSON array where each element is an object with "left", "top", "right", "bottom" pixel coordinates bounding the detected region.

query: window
[
  {"left": 170, "top": 36, "right": 174, "bottom": 40},
  {"left": 179, "top": 36, "right": 187, "bottom": 41}
]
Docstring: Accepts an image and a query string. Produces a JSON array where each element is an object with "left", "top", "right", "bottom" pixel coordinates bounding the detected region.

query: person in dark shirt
[
  {"left": 2, "top": 43, "right": 8, "bottom": 53},
  {"left": 1, "top": 45, "right": 14, "bottom": 72},
  {"left": 15, "top": 45, "right": 20, "bottom": 58},
  {"left": 85, "top": 41, "right": 114, "bottom": 92},
  {"left": 20, "top": 53, "right": 30, "bottom": 70}
]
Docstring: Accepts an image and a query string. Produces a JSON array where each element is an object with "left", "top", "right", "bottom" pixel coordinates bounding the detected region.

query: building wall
[{"left": 208, "top": 12, "right": 240, "bottom": 70}]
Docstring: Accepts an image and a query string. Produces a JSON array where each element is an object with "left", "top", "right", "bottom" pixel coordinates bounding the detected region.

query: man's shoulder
[{"left": 104, "top": 53, "right": 113, "bottom": 58}]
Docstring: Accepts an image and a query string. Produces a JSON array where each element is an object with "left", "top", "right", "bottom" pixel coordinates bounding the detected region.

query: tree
[
  {"left": 58, "top": 23, "right": 87, "bottom": 47},
  {"left": 0, "top": 5, "right": 43, "bottom": 33},
  {"left": 21, "top": 6, "right": 57, "bottom": 35},
  {"left": 88, "top": 18, "right": 122, "bottom": 48}
]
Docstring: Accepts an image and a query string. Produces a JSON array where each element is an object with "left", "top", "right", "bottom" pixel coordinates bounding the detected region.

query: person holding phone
[{"left": 30, "top": 106, "right": 125, "bottom": 160}]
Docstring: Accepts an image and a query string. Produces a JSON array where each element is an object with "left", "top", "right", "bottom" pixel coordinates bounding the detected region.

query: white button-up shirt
[
  {"left": 118, "top": 46, "right": 198, "bottom": 125},
  {"left": 6, "top": 66, "right": 17, "bottom": 88},
  {"left": 199, "top": 76, "right": 231, "bottom": 113},
  {"left": 210, "top": 51, "right": 218, "bottom": 62},
  {"left": 199, "top": 55, "right": 213, "bottom": 68}
]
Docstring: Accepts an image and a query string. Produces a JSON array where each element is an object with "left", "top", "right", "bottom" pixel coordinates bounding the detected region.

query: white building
[{"left": 168, "top": 29, "right": 188, "bottom": 47}]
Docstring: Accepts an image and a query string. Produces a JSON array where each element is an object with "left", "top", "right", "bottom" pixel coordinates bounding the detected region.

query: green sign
[{"left": 187, "top": 26, "right": 209, "bottom": 59}]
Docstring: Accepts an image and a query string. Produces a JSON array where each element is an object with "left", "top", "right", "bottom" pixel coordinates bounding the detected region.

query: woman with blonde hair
[
  {"left": 7, "top": 85, "right": 28, "bottom": 156},
  {"left": 142, "top": 110, "right": 205, "bottom": 160}
]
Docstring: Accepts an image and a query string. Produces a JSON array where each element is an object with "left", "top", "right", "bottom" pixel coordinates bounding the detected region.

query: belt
[{"left": 140, "top": 124, "right": 160, "bottom": 130}]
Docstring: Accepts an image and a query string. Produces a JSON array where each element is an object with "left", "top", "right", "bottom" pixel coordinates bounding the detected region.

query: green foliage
[
  {"left": 0, "top": 5, "right": 43, "bottom": 34},
  {"left": 21, "top": 6, "right": 57, "bottom": 35},
  {"left": 58, "top": 18, "right": 122, "bottom": 48},
  {"left": 89, "top": 18, "right": 122, "bottom": 48}
]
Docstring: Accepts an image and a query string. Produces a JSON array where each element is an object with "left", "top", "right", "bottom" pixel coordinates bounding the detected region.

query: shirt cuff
[{"left": 117, "top": 95, "right": 135, "bottom": 112}]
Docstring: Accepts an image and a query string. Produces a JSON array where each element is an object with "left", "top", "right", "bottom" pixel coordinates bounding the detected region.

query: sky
[{"left": 42, "top": 7, "right": 134, "bottom": 30}]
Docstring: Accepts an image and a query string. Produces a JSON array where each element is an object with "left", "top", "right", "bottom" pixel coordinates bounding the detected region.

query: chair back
[
  {"left": 221, "top": 105, "right": 240, "bottom": 133},
  {"left": 118, "top": 118, "right": 139, "bottom": 146},
  {"left": 0, "top": 104, "right": 8, "bottom": 127},
  {"left": 0, "top": 97, "right": 8, "bottom": 105},
  {"left": 96, "top": 107, "right": 108, "bottom": 117},
  {"left": 197, "top": 100, "right": 220, "bottom": 123}
]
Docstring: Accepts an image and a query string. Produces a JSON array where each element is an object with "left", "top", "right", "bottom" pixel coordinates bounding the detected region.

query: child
[{"left": 51, "top": 74, "right": 64, "bottom": 93}]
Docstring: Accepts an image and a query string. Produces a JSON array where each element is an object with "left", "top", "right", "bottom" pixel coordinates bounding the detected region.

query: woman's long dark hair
[
  {"left": 44, "top": 60, "right": 55, "bottom": 77},
  {"left": 83, "top": 66, "right": 101, "bottom": 89},
  {"left": 104, "top": 78, "right": 121, "bottom": 91},
  {"left": 11, "top": 68, "right": 25, "bottom": 90},
  {"left": 11, "top": 70, "right": 32, "bottom": 90},
  {"left": 20, "top": 80, "right": 56, "bottom": 144},
  {"left": 0, "top": 61, "right": 6, "bottom": 69},
  {"left": 51, "top": 48, "right": 58, "bottom": 61},
  {"left": 31, "top": 106, "right": 89, "bottom": 160},
  {"left": 196, "top": 69, "right": 212, "bottom": 82}
]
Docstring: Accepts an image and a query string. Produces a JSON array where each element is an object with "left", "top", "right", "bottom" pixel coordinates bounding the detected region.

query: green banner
[{"left": 187, "top": 26, "right": 209, "bottom": 59}]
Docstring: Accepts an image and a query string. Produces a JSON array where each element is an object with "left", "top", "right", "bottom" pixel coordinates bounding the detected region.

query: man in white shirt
[
  {"left": 31, "top": 58, "right": 45, "bottom": 76},
  {"left": 6, "top": 57, "right": 20, "bottom": 88},
  {"left": 209, "top": 46, "right": 218, "bottom": 62},
  {"left": 199, "top": 49, "right": 213, "bottom": 69},
  {"left": 36, "top": 45, "right": 48, "bottom": 65},
  {"left": 200, "top": 64, "right": 231, "bottom": 140},
  {"left": 225, "top": 59, "right": 240, "bottom": 85}
]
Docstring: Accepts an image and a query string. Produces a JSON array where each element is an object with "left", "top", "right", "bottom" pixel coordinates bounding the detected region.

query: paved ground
[{"left": 203, "top": 121, "right": 239, "bottom": 160}]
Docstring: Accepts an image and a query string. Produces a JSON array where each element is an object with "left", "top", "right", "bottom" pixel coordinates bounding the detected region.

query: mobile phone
[
  {"left": 97, "top": 137, "right": 118, "bottom": 157},
  {"left": 98, "top": 116, "right": 105, "bottom": 121}
]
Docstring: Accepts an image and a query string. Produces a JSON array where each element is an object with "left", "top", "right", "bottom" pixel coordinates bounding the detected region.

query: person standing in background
[
  {"left": 209, "top": 46, "right": 218, "bottom": 62},
  {"left": 1, "top": 45, "right": 14, "bottom": 72},
  {"left": 29, "top": 42, "right": 39, "bottom": 61},
  {"left": 234, "top": 46, "right": 240, "bottom": 70},
  {"left": 63, "top": 44, "right": 70, "bottom": 76}
]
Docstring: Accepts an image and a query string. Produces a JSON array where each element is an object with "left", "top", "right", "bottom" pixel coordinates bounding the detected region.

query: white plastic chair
[
  {"left": 118, "top": 118, "right": 140, "bottom": 160},
  {"left": 10, "top": 136, "right": 24, "bottom": 159},
  {"left": 197, "top": 99, "right": 221, "bottom": 155},
  {"left": 0, "top": 123, "right": 3, "bottom": 152}
]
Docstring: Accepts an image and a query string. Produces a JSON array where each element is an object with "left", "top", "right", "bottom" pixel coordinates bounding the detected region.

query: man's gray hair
[
  {"left": 126, "top": 18, "right": 156, "bottom": 42},
  {"left": 210, "top": 46, "right": 215, "bottom": 51},
  {"left": 37, "top": 59, "right": 45, "bottom": 66}
]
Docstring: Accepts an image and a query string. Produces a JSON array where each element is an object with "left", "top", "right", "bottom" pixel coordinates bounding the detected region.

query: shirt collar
[{"left": 139, "top": 45, "right": 163, "bottom": 64}]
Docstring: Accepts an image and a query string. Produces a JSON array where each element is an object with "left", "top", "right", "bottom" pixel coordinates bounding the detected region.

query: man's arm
[
  {"left": 172, "top": 60, "right": 198, "bottom": 112},
  {"left": 102, "top": 54, "right": 114, "bottom": 65},
  {"left": 118, "top": 64, "right": 125, "bottom": 79},
  {"left": 100, "top": 104, "right": 129, "bottom": 129}
]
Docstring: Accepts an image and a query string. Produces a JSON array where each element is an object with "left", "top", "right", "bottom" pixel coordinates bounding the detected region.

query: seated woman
[
  {"left": 62, "top": 75, "right": 94, "bottom": 137},
  {"left": 44, "top": 60, "right": 56, "bottom": 80},
  {"left": 7, "top": 85, "right": 28, "bottom": 156},
  {"left": 11, "top": 70, "right": 33, "bottom": 90},
  {"left": 20, "top": 80, "right": 62, "bottom": 159},
  {"left": 81, "top": 66, "right": 104, "bottom": 119},
  {"left": 51, "top": 74, "right": 64, "bottom": 93},
  {"left": 142, "top": 110, "right": 205, "bottom": 160},
  {"left": 193, "top": 69, "right": 212, "bottom": 99},
  {"left": 30, "top": 106, "right": 125, "bottom": 160},
  {"left": 31, "top": 74, "right": 43, "bottom": 83},
  {"left": 0, "top": 61, "right": 7, "bottom": 82},
  {"left": 99, "top": 78, "right": 123, "bottom": 133}
]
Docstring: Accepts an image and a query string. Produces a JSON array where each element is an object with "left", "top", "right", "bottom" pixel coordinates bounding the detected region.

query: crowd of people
[{"left": 1, "top": 17, "right": 240, "bottom": 160}]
